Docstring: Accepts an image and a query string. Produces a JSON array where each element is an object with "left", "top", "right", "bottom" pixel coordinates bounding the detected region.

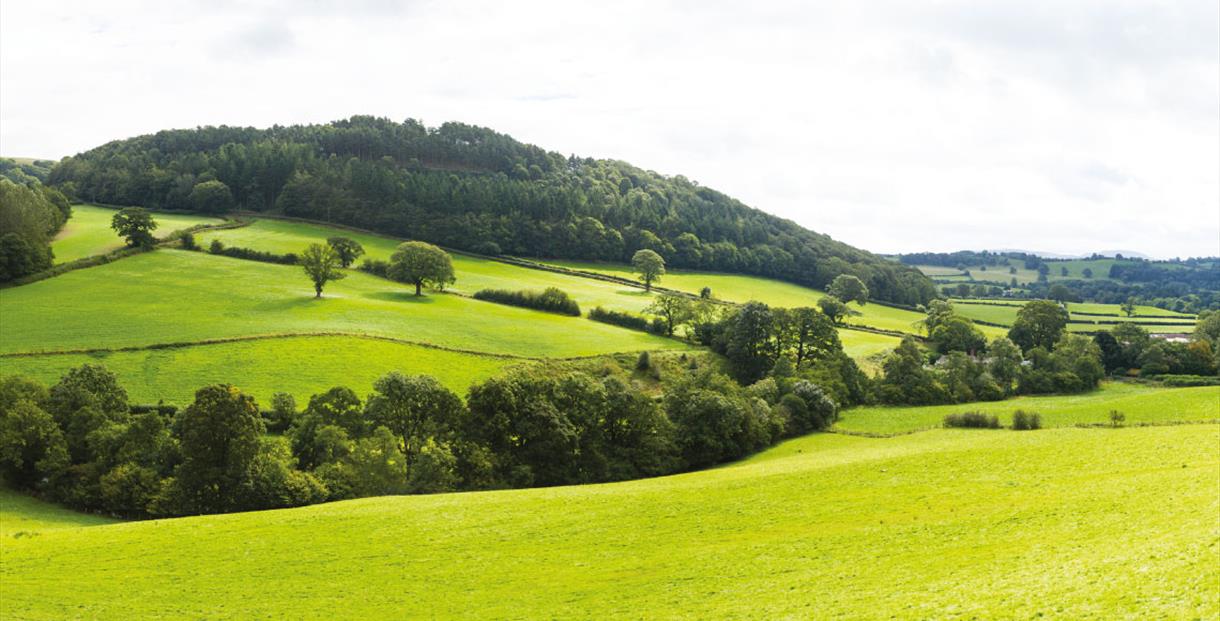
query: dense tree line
[
  {"left": 0, "top": 350, "right": 850, "bottom": 518},
  {"left": 0, "top": 180, "right": 72, "bottom": 281},
  {"left": 473, "top": 287, "right": 581, "bottom": 316},
  {"left": 46, "top": 116, "right": 936, "bottom": 305},
  {"left": 0, "top": 158, "right": 55, "bottom": 185}
]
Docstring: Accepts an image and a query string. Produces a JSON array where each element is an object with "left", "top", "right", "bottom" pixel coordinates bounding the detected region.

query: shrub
[
  {"left": 1158, "top": 374, "right": 1220, "bottom": 387},
  {"left": 209, "top": 244, "right": 297, "bottom": 265},
  {"left": 180, "top": 232, "right": 198, "bottom": 250},
  {"left": 1109, "top": 410, "right": 1126, "bottom": 428},
  {"left": 588, "top": 306, "right": 660, "bottom": 333},
  {"left": 359, "top": 258, "right": 390, "bottom": 278},
  {"left": 472, "top": 241, "right": 502, "bottom": 256},
  {"left": 636, "top": 351, "right": 651, "bottom": 371},
  {"left": 943, "top": 412, "right": 1001, "bottom": 429},
  {"left": 472, "top": 287, "right": 580, "bottom": 316},
  {"left": 1011, "top": 410, "right": 1042, "bottom": 431}
]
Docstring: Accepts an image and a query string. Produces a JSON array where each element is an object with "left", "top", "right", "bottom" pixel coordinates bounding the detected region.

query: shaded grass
[
  {"left": 1, "top": 425, "right": 1215, "bottom": 619},
  {"left": 52, "top": 205, "right": 221, "bottom": 264},
  {"left": 0, "top": 336, "right": 519, "bottom": 406},
  {"left": 835, "top": 382, "right": 1220, "bottom": 435},
  {"left": 0, "top": 488, "right": 116, "bottom": 538}
]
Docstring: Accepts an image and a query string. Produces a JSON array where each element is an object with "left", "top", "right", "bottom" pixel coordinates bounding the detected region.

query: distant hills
[
  {"left": 988, "top": 248, "right": 1151, "bottom": 260},
  {"left": 42, "top": 116, "right": 937, "bottom": 306}
]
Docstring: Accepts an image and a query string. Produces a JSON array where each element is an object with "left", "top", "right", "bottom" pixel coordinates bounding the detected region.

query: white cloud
[{"left": 2, "top": 0, "right": 1216, "bottom": 258}]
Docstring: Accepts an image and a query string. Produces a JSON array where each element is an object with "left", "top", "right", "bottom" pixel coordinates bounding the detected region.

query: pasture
[
  {"left": 0, "top": 250, "right": 688, "bottom": 359},
  {"left": 1, "top": 424, "right": 1214, "bottom": 619},
  {"left": 0, "top": 489, "right": 116, "bottom": 538},
  {"left": 52, "top": 204, "right": 221, "bottom": 263},
  {"left": 950, "top": 300, "right": 1197, "bottom": 334},
  {"left": 834, "top": 382, "right": 1219, "bottom": 435},
  {"left": 0, "top": 335, "right": 519, "bottom": 406},
  {"left": 198, "top": 219, "right": 657, "bottom": 313}
]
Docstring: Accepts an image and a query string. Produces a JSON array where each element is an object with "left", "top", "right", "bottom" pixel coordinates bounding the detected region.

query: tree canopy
[{"left": 387, "top": 241, "right": 455, "bottom": 295}]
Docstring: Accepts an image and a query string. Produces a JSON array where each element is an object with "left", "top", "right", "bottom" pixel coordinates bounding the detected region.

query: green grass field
[
  {"left": 950, "top": 300, "right": 1197, "bottom": 334},
  {"left": 1, "top": 423, "right": 1215, "bottom": 619},
  {"left": 835, "top": 382, "right": 1219, "bottom": 435},
  {"left": 0, "top": 250, "right": 687, "bottom": 361},
  {"left": 0, "top": 488, "right": 116, "bottom": 538},
  {"left": 52, "top": 204, "right": 221, "bottom": 264},
  {"left": 198, "top": 219, "right": 658, "bottom": 313},
  {"left": 0, "top": 336, "right": 520, "bottom": 406}
]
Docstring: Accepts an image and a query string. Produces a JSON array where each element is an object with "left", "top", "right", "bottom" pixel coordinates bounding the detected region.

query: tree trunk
[{"left": 415, "top": 281, "right": 422, "bottom": 296}]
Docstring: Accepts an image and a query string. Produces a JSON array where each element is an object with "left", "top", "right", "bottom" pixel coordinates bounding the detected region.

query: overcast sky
[{"left": 2, "top": 1, "right": 1217, "bottom": 258}]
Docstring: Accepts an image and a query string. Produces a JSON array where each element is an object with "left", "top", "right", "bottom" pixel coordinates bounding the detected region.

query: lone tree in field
[
  {"left": 327, "top": 236, "right": 365, "bottom": 268},
  {"left": 111, "top": 207, "right": 158, "bottom": 248},
  {"left": 1121, "top": 297, "right": 1137, "bottom": 318},
  {"left": 646, "top": 293, "right": 694, "bottom": 336},
  {"left": 631, "top": 249, "right": 665, "bottom": 291},
  {"left": 1007, "top": 299, "right": 1069, "bottom": 352},
  {"left": 300, "top": 243, "right": 345, "bottom": 298},
  {"left": 388, "top": 241, "right": 455, "bottom": 296},
  {"left": 828, "top": 274, "right": 869, "bottom": 305}
]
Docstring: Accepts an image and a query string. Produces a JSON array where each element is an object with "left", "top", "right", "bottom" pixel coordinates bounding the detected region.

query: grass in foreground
[
  {"left": 0, "top": 250, "right": 687, "bottom": 359},
  {"left": 1, "top": 425, "right": 1215, "bottom": 619},
  {"left": 0, "top": 336, "right": 519, "bottom": 406},
  {"left": 835, "top": 382, "right": 1220, "bottom": 435},
  {"left": 52, "top": 204, "right": 221, "bottom": 264},
  {"left": 0, "top": 488, "right": 116, "bottom": 538}
]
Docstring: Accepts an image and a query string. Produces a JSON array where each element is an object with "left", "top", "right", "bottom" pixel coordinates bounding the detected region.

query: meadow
[
  {"left": 950, "top": 300, "right": 1197, "bottom": 334},
  {"left": 1, "top": 423, "right": 1215, "bottom": 619},
  {"left": 0, "top": 336, "right": 519, "bottom": 406},
  {"left": 0, "top": 250, "right": 687, "bottom": 359},
  {"left": 0, "top": 489, "right": 116, "bottom": 538},
  {"left": 834, "top": 381, "right": 1220, "bottom": 435},
  {"left": 52, "top": 204, "right": 221, "bottom": 263}
]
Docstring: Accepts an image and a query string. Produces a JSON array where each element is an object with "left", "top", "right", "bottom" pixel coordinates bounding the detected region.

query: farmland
[
  {"left": 834, "top": 381, "right": 1220, "bottom": 435},
  {"left": 2, "top": 423, "right": 1215, "bottom": 619},
  {"left": 52, "top": 204, "right": 221, "bottom": 264},
  {"left": 950, "top": 299, "right": 1198, "bottom": 334}
]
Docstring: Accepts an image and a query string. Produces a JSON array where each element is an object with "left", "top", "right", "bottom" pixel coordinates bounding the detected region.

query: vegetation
[
  {"left": 387, "top": 241, "right": 455, "bottom": 296},
  {"left": 2, "top": 425, "right": 1215, "bottom": 618},
  {"left": 109, "top": 207, "right": 158, "bottom": 248},
  {"left": 51, "top": 204, "right": 220, "bottom": 264},
  {"left": 46, "top": 116, "right": 937, "bottom": 305},
  {"left": 299, "top": 243, "right": 345, "bottom": 297},
  {"left": 0, "top": 181, "right": 70, "bottom": 281},
  {"left": 472, "top": 287, "right": 580, "bottom": 316},
  {"left": 631, "top": 249, "right": 665, "bottom": 291},
  {"left": 942, "top": 412, "right": 1000, "bottom": 429}
]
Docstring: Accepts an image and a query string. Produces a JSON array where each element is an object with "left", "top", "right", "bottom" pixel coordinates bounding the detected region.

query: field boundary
[
  {"left": 0, "top": 331, "right": 674, "bottom": 362},
  {"left": 830, "top": 418, "right": 1220, "bottom": 439}
]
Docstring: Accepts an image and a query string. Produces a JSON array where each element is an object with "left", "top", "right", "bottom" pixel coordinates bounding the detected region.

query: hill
[
  {"left": 2, "top": 421, "right": 1215, "bottom": 619},
  {"left": 45, "top": 116, "right": 937, "bottom": 306}
]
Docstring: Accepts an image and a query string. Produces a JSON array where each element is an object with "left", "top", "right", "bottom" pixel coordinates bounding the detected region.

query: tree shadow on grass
[
  {"left": 615, "top": 289, "right": 652, "bottom": 298},
  {"left": 363, "top": 291, "right": 438, "bottom": 304}
]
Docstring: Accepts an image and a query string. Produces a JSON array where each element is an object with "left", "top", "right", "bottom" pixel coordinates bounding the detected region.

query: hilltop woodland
[{"left": 45, "top": 116, "right": 936, "bottom": 305}]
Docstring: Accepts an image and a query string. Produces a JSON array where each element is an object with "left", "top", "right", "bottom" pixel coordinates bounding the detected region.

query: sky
[{"left": 2, "top": 1, "right": 1217, "bottom": 259}]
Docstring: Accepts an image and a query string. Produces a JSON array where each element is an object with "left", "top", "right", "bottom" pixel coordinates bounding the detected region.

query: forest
[{"left": 45, "top": 116, "right": 937, "bottom": 306}]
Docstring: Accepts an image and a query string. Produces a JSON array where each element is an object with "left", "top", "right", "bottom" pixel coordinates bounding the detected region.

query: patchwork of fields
[
  {"left": 2, "top": 423, "right": 1215, "bottom": 618},
  {"left": 950, "top": 299, "right": 1197, "bottom": 334}
]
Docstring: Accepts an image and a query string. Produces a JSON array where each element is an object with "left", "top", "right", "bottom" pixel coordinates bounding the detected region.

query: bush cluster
[
  {"left": 943, "top": 412, "right": 1001, "bottom": 429},
  {"left": 588, "top": 306, "right": 662, "bottom": 333},
  {"left": 206, "top": 240, "right": 297, "bottom": 265},
  {"left": 1011, "top": 410, "right": 1042, "bottom": 430},
  {"left": 473, "top": 287, "right": 580, "bottom": 316}
]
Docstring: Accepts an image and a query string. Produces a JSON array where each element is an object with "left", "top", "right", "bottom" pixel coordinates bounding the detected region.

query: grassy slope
[
  {"left": 951, "top": 300, "right": 1197, "bottom": 334},
  {"left": 198, "top": 219, "right": 657, "bottom": 313},
  {"left": 2, "top": 424, "right": 1215, "bottom": 619},
  {"left": 0, "top": 250, "right": 687, "bottom": 359},
  {"left": 195, "top": 218, "right": 909, "bottom": 362},
  {"left": 835, "top": 382, "right": 1220, "bottom": 435},
  {"left": 0, "top": 336, "right": 519, "bottom": 406},
  {"left": 0, "top": 488, "right": 116, "bottom": 538},
  {"left": 52, "top": 204, "right": 221, "bottom": 263}
]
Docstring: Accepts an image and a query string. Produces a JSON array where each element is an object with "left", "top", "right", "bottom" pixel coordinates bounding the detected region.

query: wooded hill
[{"left": 46, "top": 116, "right": 936, "bottom": 305}]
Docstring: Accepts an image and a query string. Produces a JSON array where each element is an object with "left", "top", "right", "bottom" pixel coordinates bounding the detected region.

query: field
[
  {"left": 950, "top": 300, "right": 1197, "bottom": 334},
  {"left": 198, "top": 219, "right": 658, "bottom": 313},
  {"left": 195, "top": 218, "right": 914, "bottom": 365},
  {"left": 0, "top": 336, "right": 520, "bottom": 406},
  {"left": 834, "top": 382, "right": 1219, "bottom": 435},
  {"left": 0, "top": 489, "right": 116, "bottom": 538},
  {"left": 2, "top": 423, "right": 1215, "bottom": 619},
  {"left": 52, "top": 204, "right": 221, "bottom": 264}
]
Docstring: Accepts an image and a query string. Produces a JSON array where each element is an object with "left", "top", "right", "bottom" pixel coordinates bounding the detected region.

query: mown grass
[
  {"left": 0, "top": 250, "right": 688, "bottom": 359},
  {"left": 52, "top": 204, "right": 221, "bottom": 264},
  {"left": 198, "top": 219, "right": 657, "bottom": 313},
  {"left": 0, "top": 336, "right": 519, "bottom": 406},
  {"left": 1, "top": 424, "right": 1215, "bottom": 619},
  {"left": 0, "top": 488, "right": 116, "bottom": 538},
  {"left": 835, "top": 382, "right": 1219, "bottom": 435}
]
